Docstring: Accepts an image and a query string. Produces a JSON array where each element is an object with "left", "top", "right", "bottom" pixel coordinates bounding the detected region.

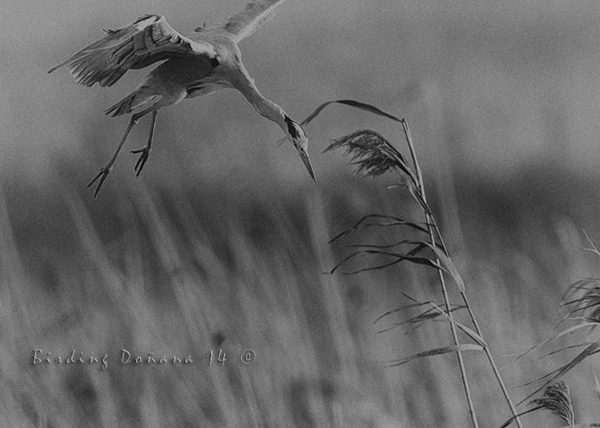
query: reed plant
[
  {"left": 301, "top": 99, "right": 523, "bottom": 427},
  {"left": 510, "top": 235, "right": 600, "bottom": 427}
]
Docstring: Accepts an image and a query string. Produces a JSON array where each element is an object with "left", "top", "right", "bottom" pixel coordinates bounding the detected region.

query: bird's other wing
[
  {"left": 216, "top": 0, "right": 287, "bottom": 42},
  {"left": 49, "top": 14, "right": 218, "bottom": 87}
]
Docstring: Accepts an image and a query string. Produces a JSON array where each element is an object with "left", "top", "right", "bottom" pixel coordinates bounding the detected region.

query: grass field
[
  {"left": 4, "top": 2, "right": 600, "bottom": 426},
  {"left": 2, "top": 161, "right": 600, "bottom": 427}
]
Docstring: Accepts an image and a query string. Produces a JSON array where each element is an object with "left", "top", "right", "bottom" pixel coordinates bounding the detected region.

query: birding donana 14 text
[{"left": 49, "top": 0, "right": 315, "bottom": 198}]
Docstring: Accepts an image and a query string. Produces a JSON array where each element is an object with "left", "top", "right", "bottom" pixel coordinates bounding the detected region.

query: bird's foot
[
  {"left": 131, "top": 147, "right": 151, "bottom": 177},
  {"left": 87, "top": 166, "right": 111, "bottom": 199}
]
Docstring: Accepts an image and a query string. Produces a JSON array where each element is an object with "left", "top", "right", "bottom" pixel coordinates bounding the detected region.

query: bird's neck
[{"left": 230, "top": 62, "right": 287, "bottom": 131}]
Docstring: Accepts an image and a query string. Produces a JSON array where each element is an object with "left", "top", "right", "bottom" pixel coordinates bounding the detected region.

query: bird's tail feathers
[{"left": 105, "top": 92, "right": 162, "bottom": 117}]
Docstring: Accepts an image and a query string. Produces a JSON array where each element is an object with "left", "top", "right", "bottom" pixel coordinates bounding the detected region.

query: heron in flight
[{"left": 49, "top": 0, "right": 315, "bottom": 197}]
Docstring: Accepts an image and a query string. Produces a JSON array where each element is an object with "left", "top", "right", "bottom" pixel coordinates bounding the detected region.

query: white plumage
[{"left": 49, "top": 0, "right": 314, "bottom": 198}]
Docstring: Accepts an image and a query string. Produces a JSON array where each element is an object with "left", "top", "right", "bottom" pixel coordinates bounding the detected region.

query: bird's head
[{"left": 284, "top": 116, "right": 315, "bottom": 181}]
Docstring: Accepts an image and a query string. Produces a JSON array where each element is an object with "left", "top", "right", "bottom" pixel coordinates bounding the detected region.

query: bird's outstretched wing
[
  {"left": 49, "top": 14, "right": 217, "bottom": 87},
  {"left": 217, "top": 0, "right": 287, "bottom": 42}
]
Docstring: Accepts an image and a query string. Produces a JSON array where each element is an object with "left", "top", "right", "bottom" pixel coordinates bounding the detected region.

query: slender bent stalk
[
  {"left": 428, "top": 212, "right": 479, "bottom": 427},
  {"left": 400, "top": 120, "right": 479, "bottom": 428},
  {"left": 401, "top": 120, "right": 523, "bottom": 428}
]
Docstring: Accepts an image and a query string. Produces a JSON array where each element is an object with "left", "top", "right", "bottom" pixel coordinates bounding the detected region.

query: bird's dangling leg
[
  {"left": 87, "top": 109, "right": 151, "bottom": 199},
  {"left": 130, "top": 109, "right": 157, "bottom": 177}
]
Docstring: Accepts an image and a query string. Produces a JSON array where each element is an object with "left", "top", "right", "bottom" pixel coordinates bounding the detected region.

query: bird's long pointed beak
[{"left": 297, "top": 146, "right": 316, "bottom": 182}]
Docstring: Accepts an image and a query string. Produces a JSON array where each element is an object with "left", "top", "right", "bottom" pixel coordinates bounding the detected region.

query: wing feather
[
  {"left": 218, "top": 0, "right": 287, "bottom": 42},
  {"left": 49, "top": 15, "right": 217, "bottom": 87}
]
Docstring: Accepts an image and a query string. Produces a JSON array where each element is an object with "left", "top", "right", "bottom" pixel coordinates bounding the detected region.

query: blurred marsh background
[{"left": 3, "top": 0, "right": 600, "bottom": 426}]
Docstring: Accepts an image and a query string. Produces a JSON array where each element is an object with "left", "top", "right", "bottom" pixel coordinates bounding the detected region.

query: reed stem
[{"left": 401, "top": 119, "right": 523, "bottom": 428}]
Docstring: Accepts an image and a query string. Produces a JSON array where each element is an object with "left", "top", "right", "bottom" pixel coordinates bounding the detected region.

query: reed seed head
[
  {"left": 532, "top": 381, "right": 575, "bottom": 427},
  {"left": 324, "top": 130, "right": 408, "bottom": 177}
]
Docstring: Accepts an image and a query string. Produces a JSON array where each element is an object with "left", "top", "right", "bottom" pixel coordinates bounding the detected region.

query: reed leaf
[
  {"left": 387, "top": 344, "right": 484, "bottom": 368},
  {"left": 519, "top": 342, "right": 600, "bottom": 405},
  {"left": 300, "top": 99, "right": 404, "bottom": 126},
  {"left": 329, "top": 214, "right": 429, "bottom": 243}
]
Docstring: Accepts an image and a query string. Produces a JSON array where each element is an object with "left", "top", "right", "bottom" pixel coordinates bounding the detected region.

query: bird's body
[
  {"left": 105, "top": 26, "right": 238, "bottom": 116},
  {"left": 106, "top": 51, "right": 223, "bottom": 115},
  {"left": 49, "top": 2, "right": 314, "bottom": 197}
]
